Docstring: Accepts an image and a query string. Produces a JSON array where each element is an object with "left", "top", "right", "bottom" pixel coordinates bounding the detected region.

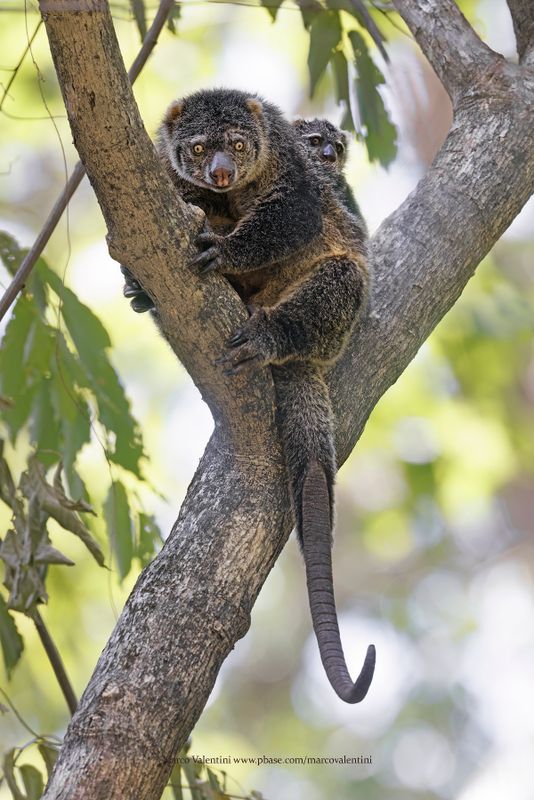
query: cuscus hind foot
[
  {"left": 216, "top": 308, "right": 274, "bottom": 376},
  {"left": 120, "top": 265, "right": 154, "bottom": 313}
]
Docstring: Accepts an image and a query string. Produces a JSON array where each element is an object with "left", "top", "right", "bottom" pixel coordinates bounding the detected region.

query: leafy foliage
[
  {"left": 0, "top": 595, "right": 23, "bottom": 677},
  {"left": 166, "top": 1, "right": 182, "bottom": 34},
  {"left": 308, "top": 11, "right": 343, "bottom": 95},
  {"left": 130, "top": 0, "right": 147, "bottom": 41},
  {"left": 263, "top": 1, "right": 397, "bottom": 165},
  {"left": 104, "top": 480, "right": 133, "bottom": 580},
  {"left": 0, "top": 737, "right": 58, "bottom": 800},
  {"left": 168, "top": 743, "right": 265, "bottom": 800},
  {"left": 349, "top": 29, "right": 397, "bottom": 165},
  {"left": 0, "top": 232, "right": 163, "bottom": 678}
]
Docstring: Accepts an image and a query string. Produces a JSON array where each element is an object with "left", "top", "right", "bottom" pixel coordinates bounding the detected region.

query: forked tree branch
[
  {"left": 37, "top": 1, "right": 534, "bottom": 798},
  {"left": 391, "top": 0, "right": 500, "bottom": 99},
  {"left": 507, "top": 0, "right": 534, "bottom": 64}
]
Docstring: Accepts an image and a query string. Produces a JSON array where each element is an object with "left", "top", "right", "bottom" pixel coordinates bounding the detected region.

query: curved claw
[
  {"left": 215, "top": 339, "right": 264, "bottom": 376},
  {"left": 228, "top": 329, "right": 249, "bottom": 348},
  {"left": 222, "top": 355, "right": 261, "bottom": 376},
  {"left": 189, "top": 246, "right": 221, "bottom": 274},
  {"left": 198, "top": 260, "right": 222, "bottom": 276},
  {"left": 195, "top": 231, "right": 218, "bottom": 247}
]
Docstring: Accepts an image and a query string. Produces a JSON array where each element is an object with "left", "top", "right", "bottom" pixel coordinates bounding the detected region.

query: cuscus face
[
  {"left": 162, "top": 89, "right": 266, "bottom": 192},
  {"left": 293, "top": 118, "right": 348, "bottom": 172}
]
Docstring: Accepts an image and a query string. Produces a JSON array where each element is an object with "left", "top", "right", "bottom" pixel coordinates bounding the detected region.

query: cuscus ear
[
  {"left": 246, "top": 98, "right": 263, "bottom": 117},
  {"left": 163, "top": 99, "right": 184, "bottom": 130},
  {"left": 291, "top": 118, "right": 307, "bottom": 131}
]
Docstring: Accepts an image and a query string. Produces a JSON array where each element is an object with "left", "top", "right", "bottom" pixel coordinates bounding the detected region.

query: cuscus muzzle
[
  {"left": 208, "top": 151, "right": 236, "bottom": 188},
  {"left": 321, "top": 143, "right": 337, "bottom": 163}
]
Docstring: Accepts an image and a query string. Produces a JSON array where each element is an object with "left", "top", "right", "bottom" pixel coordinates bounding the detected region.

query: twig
[
  {"left": 0, "top": 19, "right": 43, "bottom": 113},
  {"left": 31, "top": 608, "right": 78, "bottom": 716},
  {"left": 0, "top": 0, "right": 175, "bottom": 323}
]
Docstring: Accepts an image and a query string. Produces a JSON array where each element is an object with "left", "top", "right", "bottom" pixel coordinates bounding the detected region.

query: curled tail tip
[
  {"left": 358, "top": 642, "right": 376, "bottom": 700},
  {"left": 334, "top": 643, "right": 376, "bottom": 705}
]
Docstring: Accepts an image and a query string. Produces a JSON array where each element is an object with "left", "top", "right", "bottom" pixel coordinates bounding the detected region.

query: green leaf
[
  {"left": 19, "top": 764, "right": 44, "bottom": 800},
  {"left": 136, "top": 513, "right": 161, "bottom": 567},
  {"left": 349, "top": 30, "right": 397, "bottom": 166},
  {"left": 170, "top": 762, "right": 184, "bottom": 800},
  {"left": 42, "top": 265, "right": 145, "bottom": 477},
  {"left": 260, "top": 0, "right": 284, "bottom": 23},
  {"left": 37, "top": 742, "right": 58, "bottom": 777},
  {"left": 0, "top": 231, "right": 24, "bottom": 277},
  {"left": 21, "top": 459, "right": 104, "bottom": 567},
  {"left": 48, "top": 356, "right": 91, "bottom": 497},
  {"left": 182, "top": 760, "right": 204, "bottom": 800},
  {"left": 34, "top": 542, "right": 75, "bottom": 566},
  {"left": 207, "top": 768, "right": 227, "bottom": 796},
  {"left": 104, "top": 482, "right": 133, "bottom": 580},
  {"left": 29, "top": 379, "right": 62, "bottom": 468},
  {"left": 42, "top": 265, "right": 111, "bottom": 351},
  {"left": 166, "top": 1, "right": 181, "bottom": 34},
  {"left": 307, "top": 11, "right": 342, "bottom": 95},
  {"left": 0, "top": 528, "right": 48, "bottom": 612},
  {"left": 298, "top": 0, "right": 323, "bottom": 30},
  {"left": 0, "top": 440, "right": 18, "bottom": 510},
  {"left": 0, "top": 232, "right": 47, "bottom": 312},
  {"left": 327, "top": 0, "right": 388, "bottom": 62},
  {"left": 129, "top": 0, "right": 147, "bottom": 40},
  {"left": 0, "top": 595, "right": 24, "bottom": 677},
  {"left": 0, "top": 295, "right": 36, "bottom": 440},
  {"left": 2, "top": 749, "right": 25, "bottom": 800},
  {"left": 331, "top": 49, "right": 355, "bottom": 131},
  {"left": 207, "top": 768, "right": 219, "bottom": 790}
]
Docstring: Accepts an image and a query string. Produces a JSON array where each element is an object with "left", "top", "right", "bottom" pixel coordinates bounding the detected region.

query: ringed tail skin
[{"left": 273, "top": 362, "right": 376, "bottom": 704}]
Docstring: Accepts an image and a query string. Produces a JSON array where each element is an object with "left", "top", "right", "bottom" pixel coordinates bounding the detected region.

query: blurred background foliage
[{"left": 0, "top": 0, "right": 533, "bottom": 798}]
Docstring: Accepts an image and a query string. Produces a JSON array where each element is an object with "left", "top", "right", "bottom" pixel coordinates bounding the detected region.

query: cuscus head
[
  {"left": 161, "top": 88, "right": 267, "bottom": 192},
  {"left": 293, "top": 118, "right": 349, "bottom": 171}
]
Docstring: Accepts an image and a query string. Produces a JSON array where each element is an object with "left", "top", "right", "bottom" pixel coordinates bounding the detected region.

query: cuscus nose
[
  {"left": 209, "top": 152, "right": 235, "bottom": 188},
  {"left": 321, "top": 143, "right": 337, "bottom": 163}
]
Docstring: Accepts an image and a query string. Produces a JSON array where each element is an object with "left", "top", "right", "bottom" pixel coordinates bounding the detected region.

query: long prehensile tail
[{"left": 273, "top": 363, "right": 375, "bottom": 704}]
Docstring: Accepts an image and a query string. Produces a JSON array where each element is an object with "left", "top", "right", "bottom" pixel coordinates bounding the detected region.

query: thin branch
[
  {"left": 0, "top": 0, "right": 175, "bottom": 323},
  {"left": 391, "top": 0, "right": 499, "bottom": 100},
  {"left": 507, "top": 0, "right": 534, "bottom": 64},
  {"left": 31, "top": 608, "right": 78, "bottom": 716},
  {"left": 0, "top": 19, "right": 43, "bottom": 112}
]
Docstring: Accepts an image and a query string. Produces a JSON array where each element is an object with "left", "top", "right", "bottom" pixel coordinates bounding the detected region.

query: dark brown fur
[{"left": 123, "top": 90, "right": 375, "bottom": 703}]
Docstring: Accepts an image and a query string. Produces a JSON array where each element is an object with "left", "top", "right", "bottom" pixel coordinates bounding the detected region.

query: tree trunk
[{"left": 37, "top": 0, "right": 534, "bottom": 797}]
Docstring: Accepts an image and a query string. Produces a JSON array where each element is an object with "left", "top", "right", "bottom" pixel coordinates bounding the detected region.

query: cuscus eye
[
  {"left": 309, "top": 136, "right": 322, "bottom": 146},
  {"left": 234, "top": 141, "right": 245, "bottom": 152},
  {"left": 335, "top": 142, "right": 344, "bottom": 155},
  {"left": 192, "top": 143, "right": 204, "bottom": 155}
]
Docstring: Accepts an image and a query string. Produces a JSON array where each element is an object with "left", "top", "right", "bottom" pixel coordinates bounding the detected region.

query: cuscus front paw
[
  {"left": 189, "top": 229, "right": 226, "bottom": 276},
  {"left": 216, "top": 309, "right": 274, "bottom": 376},
  {"left": 120, "top": 265, "right": 154, "bottom": 313}
]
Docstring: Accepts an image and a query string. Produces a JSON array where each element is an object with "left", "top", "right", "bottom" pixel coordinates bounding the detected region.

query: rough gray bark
[{"left": 37, "top": 0, "right": 534, "bottom": 797}]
